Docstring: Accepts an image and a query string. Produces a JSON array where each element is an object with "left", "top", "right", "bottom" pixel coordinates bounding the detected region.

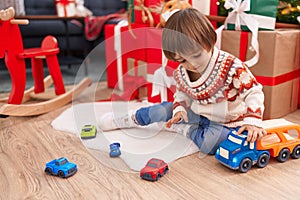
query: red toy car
[{"left": 140, "top": 158, "right": 169, "bottom": 181}]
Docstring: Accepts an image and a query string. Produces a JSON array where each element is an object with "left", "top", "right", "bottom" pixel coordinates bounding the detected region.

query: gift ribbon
[
  {"left": 127, "top": 0, "right": 157, "bottom": 38},
  {"left": 223, "top": 0, "right": 259, "bottom": 67},
  {"left": 56, "top": 0, "right": 75, "bottom": 16},
  {"left": 151, "top": 51, "right": 176, "bottom": 101},
  {"left": 239, "top": 31, "right": 249, "bottom": 62},
  {"left": 134, "top": 0, "right": 155, "bottom": 27},
  {"left": 191, "top": 0, "right": 214, "bottom": 15},
  {"left": 56, "top": 0, "right": 74, "bottom": 5},
  {"left": 114, "top": 19, "right": 129, "bottom": 91},
  {"left": 255, "top": 69, "right": 300, "bottom": 86}
]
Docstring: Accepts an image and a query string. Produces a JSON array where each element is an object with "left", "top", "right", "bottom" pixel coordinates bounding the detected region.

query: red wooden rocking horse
[{"left": 0, "top": 7, "right": 91, "bottom": 116}]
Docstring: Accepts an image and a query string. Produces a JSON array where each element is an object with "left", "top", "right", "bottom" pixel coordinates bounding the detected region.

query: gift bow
[
  {"left": 223, "top": 0, "right": 259, "bottom": 67},
  {"left": 134, "top": 0, "right": 155, "bottom": 27},
  {"left": 151, "top": 52, "right": 176, "bottom": 101},
  {"left": 224, "top": 0, "right": 251, "bottom": 31}
]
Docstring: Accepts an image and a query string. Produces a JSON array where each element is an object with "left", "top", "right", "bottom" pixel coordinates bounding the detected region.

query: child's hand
[
  {"left": 165, "top": 111, "right": 188, "bottom": 128},
  {"left": 237, "top": 124, "right": 267, "bottom": 142}
]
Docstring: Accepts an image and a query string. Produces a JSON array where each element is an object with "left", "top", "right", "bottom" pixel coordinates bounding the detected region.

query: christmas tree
[{"left": 277, "top": 0, "right": 300, "bottom": 24}]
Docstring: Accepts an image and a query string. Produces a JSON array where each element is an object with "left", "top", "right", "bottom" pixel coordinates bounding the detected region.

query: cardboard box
[{"left": 220, "top": 29, "right": 300, "bottom": 119}]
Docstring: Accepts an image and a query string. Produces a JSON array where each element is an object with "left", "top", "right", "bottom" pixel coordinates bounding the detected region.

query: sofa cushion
[
  {"left": 24, "top": 0, "right": 56, "bottom": 15},
  {"left": 20, "top": 20, "right": 83, "bottom": 37},
  {"left": 24, "top": 0, "right": 127, "bottom": 16},
  {"left": 84, "top": 0, "right": 127, "bottom": 16}
]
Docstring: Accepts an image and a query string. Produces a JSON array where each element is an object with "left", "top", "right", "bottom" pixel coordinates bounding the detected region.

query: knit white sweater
[{"left": 172, "top": 47, "right": 264, "bottom": 128}]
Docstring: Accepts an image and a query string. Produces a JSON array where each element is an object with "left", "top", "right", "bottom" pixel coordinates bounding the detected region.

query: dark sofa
[{"left": 19, "top": 0, "right": 127, "bottom": 65}]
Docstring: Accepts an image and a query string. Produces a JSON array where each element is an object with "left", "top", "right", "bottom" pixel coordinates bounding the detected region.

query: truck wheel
[
  {"left": 276, "top": 148, "right": 290, "bottom": 162},
  {"left": 239, "top": 158, "right": 252, "bottom": 173},
  {"left": 45, "top": 167, "right": 52, "bottom": 175},
  {"left": 257, "top": 153, "right": 270, "bottom": 168},
  {"left": 58, "top": 171, "right": 65, "bottom": 178},
  {"left": 292, "top": 145, "right": 300, "bottom": 159}
]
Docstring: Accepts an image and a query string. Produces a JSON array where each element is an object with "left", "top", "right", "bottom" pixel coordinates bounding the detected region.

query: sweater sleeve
[
  {"left": 231, "top": 64, "right": 265, "bottom": 127},
  {"left": 172, "top": 86, "right": 192, "bottom": 118}
]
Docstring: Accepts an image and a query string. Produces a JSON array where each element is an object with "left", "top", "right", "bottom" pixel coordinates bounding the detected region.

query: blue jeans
[{"left": 135, "top": 102, "right": 232, "bottom": 154}]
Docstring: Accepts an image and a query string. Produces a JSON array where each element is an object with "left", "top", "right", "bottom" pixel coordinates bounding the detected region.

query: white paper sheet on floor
[{"left": 51, "top": 101, "right": 199, "bottom": 171}]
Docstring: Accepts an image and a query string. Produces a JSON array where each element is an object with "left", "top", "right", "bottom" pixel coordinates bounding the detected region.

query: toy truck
[
  {"left": 215, "top": 130, "right": 270, "bottom": 173},
  {"left": 44, "top": 157, "right": 77, "bottom": 178},
  {"left": 215, "top": 125, "right": 300, "bottom": 173}
]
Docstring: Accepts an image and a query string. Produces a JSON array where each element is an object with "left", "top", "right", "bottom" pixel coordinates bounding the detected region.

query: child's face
[{"left": 175, "top": 48, "right": 212, "bottom": 74}]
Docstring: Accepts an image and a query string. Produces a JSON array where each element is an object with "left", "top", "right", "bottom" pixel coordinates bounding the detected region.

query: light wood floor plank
[{"left": 0, "top": 82, "right": 300, "bottom": 199}]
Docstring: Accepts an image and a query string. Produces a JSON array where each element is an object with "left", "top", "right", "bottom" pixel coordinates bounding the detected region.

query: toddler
[{"left": 99, "top": 8, "right": 266, "bottom": 154}]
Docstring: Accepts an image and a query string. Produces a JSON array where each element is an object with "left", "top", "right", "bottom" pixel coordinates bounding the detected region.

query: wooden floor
[{"left": 1, "top": 82, "right": 300, "bottom": 200}]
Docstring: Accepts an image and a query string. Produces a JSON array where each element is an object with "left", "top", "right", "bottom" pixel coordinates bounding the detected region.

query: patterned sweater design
[{"left": 172, "top": 48, "right": 264, "bottom": 127}]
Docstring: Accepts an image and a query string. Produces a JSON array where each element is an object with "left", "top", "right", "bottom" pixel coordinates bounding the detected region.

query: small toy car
[
  {"left": 109, "top": 142, "right": 121, "bottom": 157},
  {"left": 80, "top": 124, "right": 97, "bottom": 139},
  {"left": 140, "top": 158, "right": 169, "bottom": 181},
  {"left": 44, "top": 157, "right": 77, "bottom": 178}
]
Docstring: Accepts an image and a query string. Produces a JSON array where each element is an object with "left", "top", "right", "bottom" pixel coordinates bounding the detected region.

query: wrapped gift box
[
  {"left": 125, "top": 56, "right": 177, "bottom": 103},
  {"left": 105, "top": 23, "right": 179, "bottom": 103},
  {"left": 55, "top": 0, "right": 76, "bottom": 17},
  {"left": 104, "top": 22, "right": 148, "bottom": 90},
  {"left": 145, "top": 27, "right": 178, "bottom": 103},
  {"left": 191, "top": 0, "right": 218, "bottom": 27},
  {"left": 223, "top": 0, "right": 278, "bottom": 31},
  {"left": 220, "top": 29, "right": 300, "bottom": 119}
]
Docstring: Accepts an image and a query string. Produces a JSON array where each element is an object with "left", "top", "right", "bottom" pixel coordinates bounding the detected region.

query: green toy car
[{"left": 81, "top": 125, "right": 97, "bottom": 139}]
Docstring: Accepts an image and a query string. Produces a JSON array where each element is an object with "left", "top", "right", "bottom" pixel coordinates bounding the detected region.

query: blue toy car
[
  {"left": 109, "top": 142, "right": 121, "bottom": 157},
  {"left": 44, "top": 157, "right": 77, "bottom": 178},
  {"left": 215, "top": 129, "right": 270, "bottom": 173}
]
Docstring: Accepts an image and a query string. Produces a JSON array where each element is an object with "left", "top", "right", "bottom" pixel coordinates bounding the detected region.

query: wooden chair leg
[
  {"left": 31, "top": 57, "right": 45, "bottom": 94},
  {"left": 5, "top": 52, "right": 26, "bottom": 104},
  {"left": 45, "top": 55, "right": 65, "bottom": 95}
]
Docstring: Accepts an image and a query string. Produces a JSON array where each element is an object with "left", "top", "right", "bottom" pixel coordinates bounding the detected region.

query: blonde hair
[{"left": 162, "top": 8, "right": 217, "bottom": 61}]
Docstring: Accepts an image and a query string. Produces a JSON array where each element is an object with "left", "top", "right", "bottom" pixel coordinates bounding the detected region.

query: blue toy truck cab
[
  {"left": 215, "top": 130, "right": 270, "bottom": 173},
  {"left": 44, "top": 157, "right": 77, "bottom": 178}
]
